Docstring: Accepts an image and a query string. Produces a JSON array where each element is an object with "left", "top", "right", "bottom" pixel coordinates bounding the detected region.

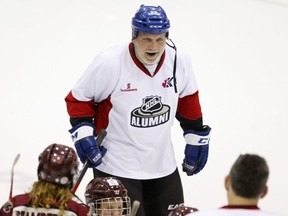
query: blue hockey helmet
[{"left": 132, "top": 5, "right": 170, "bottom": 38}]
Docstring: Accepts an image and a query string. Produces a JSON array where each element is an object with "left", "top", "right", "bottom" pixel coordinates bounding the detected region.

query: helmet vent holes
[
  {"left": 150, "top": 18, "right": 161, "bottom": 22},
  {"left": 37, "top": 143, "right": 78, "bottom": 187},
  {"left": 60, "top": 177, "right": 69, "bottom": 185}
]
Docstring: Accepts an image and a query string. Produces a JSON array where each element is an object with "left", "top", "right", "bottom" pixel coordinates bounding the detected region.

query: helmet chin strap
[{"left": 166, "top": 38, "right": 178, "bottom": 93}]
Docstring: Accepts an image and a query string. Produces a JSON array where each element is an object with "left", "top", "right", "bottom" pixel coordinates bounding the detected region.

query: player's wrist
[
  {"left": 69, "top": 122, "right": 95, "bottom": 142},
  {"left": 184, "top": 125, "right": 211, "bottom": 146}
]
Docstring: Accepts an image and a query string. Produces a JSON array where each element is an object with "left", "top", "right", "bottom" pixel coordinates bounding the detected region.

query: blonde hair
[{"left": 28, "top": 181, "right": 73, "bottom": 216}]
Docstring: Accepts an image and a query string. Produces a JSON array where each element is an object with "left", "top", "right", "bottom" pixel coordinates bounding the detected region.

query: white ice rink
[{"left": 0, "top": 0, "right": 287, "bottom": 215}]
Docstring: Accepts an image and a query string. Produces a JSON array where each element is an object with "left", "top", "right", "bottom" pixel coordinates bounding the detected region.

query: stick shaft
[
  {"left": 131, "top": 200, "right": 140, "bottom": 216},
  {"left": 9, "top": 154, "right": 20, "bottom": 200},
  {"left": 71, "top": 161, "right": 89, "bottom": 193}
]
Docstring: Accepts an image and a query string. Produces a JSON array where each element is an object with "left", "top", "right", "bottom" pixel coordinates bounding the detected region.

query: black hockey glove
[{"left": 182, "top": 125, "right": 211, "bottom": 176}]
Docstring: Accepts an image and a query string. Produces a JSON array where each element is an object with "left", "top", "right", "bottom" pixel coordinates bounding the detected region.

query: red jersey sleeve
[
  {"left": 65, "top": 91, "right": 96, "bottom": 118},
  {"left": 176, "top": 91, "right": 203, "bottom": 131}
]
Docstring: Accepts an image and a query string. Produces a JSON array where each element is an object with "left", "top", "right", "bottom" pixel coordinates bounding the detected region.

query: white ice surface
[{"left": 0, "top": 0, "right": 287, "bottom": 215}]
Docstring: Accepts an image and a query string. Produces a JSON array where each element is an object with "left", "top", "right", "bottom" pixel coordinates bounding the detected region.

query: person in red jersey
[{"left": 0, "top": 143, "right": 89, "bottom": 216}]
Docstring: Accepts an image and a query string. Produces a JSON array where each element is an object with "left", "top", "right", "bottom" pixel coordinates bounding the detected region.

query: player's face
[
  {"left": 97, "top": 198, "right": 123, "bottom": 216},
  {"left": 133, "top": 32, "right": 166, "bottom": 65}
]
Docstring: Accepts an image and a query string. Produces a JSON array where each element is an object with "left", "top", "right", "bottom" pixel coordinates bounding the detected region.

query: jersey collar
[
  {"left": 221, "top": 205, "right": 260, "bottom": 210},
  {"left": 129, "top": 42, "right": 165, "bottom": 77}
]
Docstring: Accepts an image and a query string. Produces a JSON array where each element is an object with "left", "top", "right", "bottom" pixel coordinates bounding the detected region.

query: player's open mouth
[{"left": 146, "top": 52, "right": 157, "bottom": 57}]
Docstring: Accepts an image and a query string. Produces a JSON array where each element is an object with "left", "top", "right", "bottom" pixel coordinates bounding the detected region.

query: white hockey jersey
[{"left": 66, "top": 42, "right": 202, "bottom": 179}]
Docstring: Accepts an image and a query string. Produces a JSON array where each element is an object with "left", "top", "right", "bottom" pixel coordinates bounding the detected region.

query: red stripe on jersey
[
  {"left": 65, "top": 91, "right": 96, "bottom": 117},
  {"left": 94, "top": 96, "right": 112, "bottom": 135},
  {"left": 221, "top": 205, "right": 260, "bottom": 210},
  {"left": 177, "top": 91, "right": 202, "bottom": 120}
]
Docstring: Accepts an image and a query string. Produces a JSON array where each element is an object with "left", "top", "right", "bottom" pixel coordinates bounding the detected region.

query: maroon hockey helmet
[
  {"left": 85, "top": 177, "right": 128, "bottom": 203},
  {"left": 85, "top": 177, "right": 131, "bottom": 215},
  {"left": 168, "top": 205, "right": 199, "bottom": 216},
  {"left": 37, "top": 143, "right": 79, "bottom": 186}
]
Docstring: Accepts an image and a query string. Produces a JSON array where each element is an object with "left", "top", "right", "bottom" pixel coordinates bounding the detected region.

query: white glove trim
[
  {"left": 71, "top": 125, "right": 94, "bottom": 142},
  {"left": 184, "top": 133, "right": 210, "bottom": 146}
]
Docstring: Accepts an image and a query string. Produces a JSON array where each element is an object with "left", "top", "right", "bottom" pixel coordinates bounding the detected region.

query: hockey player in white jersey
[
  {"left": 187, "top": 154, "right": 282, "bottom": 216},
  {"left": 65, "top": 4, "right": 211, "bottom": 216}
]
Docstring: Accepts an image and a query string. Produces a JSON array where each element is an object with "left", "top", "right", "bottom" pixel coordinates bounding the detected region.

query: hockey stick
[
  {"left": 9, "top": 154, "right": 20, "bottom": 200},
  {"left": 72, "top": 129, "right": 107, "bottom": 193},
  {"left": 131, "top": 200, "right": 140, "bottom": 216},
  {"left": 3, "top": 153, "right": 21, "bottom": 213}
]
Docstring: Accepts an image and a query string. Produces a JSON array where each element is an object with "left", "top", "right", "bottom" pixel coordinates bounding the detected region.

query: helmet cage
[
  {"left": 88, "top": 197, "right": 131, "bottom": 216},
  {"left": 132, "top": 4, "right": 170, "bottom": 38}
]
